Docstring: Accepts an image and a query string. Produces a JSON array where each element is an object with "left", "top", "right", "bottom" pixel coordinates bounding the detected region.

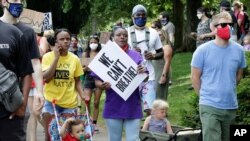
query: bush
[
  {"left": 181, "top": 52, "right": 250, "bottom": 127},
  {"left": 236, "top": 52, "right": 250, "bottom": 124}
]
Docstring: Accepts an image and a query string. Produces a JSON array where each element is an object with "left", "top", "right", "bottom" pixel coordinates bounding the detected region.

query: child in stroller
[{"left": 59, "top": 117, "right": 90, "bottom": 141}]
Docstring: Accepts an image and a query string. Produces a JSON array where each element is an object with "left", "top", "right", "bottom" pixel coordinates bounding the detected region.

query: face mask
[
  {"left": 7, "top": 2, "right": 23, "bottom": 18},
  {"left": 90, "top": 43, "right": 98, "bottom": 50},
  {"left": 217, "top": 26, "right": 231, "bottom": 40},
  {"left": 134, "top": 17, "right": 147, "bottom": 27},
  {"left": 160, "top": 18, "right": 168, "bottom": 25},
  {"left": 197, "top": 13, "right": 202, "bottom": 20}
]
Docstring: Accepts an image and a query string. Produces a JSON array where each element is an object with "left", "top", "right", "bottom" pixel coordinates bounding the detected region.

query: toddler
[
  {"left": 60, "top": 117, "right": 90, "bottom": 141},
  {"left": 142, "top": 99, "right": 173, "bottom": 134},
  {"left": 243, "top": 34, "right": 250, "bottom": 51}
]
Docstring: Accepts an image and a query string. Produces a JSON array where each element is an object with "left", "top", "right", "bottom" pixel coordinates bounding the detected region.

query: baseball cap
[
  {"left": 220, "top": 1, "right": 231, "bottom": 8},
  {"left": 132, "top": 4, "right": 147, "bottom": 16}
]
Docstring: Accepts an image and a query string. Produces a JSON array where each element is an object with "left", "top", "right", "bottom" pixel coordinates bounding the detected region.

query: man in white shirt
[{"left": 128, "top": 4, "right": 163, "bottom": 116}]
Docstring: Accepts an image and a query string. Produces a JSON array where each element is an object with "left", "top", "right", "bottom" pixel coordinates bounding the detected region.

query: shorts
[
  {"left": 0, "top": 116, "right": 25, "bottom": 141},
  {"left": 83, "top": 73, "right": 96, "bottom": 89},
  {"left": 28, "top": 87, "right": 37, "bottom": 97},
  {"left": 140, "top": 80, "right": 156, "bottom": 111},
  {"left": 42, "top": 100, "right": 76, "bottom": 115}
]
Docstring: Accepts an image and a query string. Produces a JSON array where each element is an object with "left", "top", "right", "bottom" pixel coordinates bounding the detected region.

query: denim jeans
[{"left": 105, "top": 118, "right": 141, "bottom": 141}]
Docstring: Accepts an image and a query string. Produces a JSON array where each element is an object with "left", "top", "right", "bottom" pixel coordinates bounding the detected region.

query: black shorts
[
  {"left": 83, "top": 73, "right": 96, "bottom": 89},
  {"left": 0, "top": 116, "right": 25, "bottom": 141}
]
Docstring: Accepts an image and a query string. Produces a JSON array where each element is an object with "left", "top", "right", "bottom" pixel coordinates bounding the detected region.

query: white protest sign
[
  {"left": 42, "top": 12, "right": 53, "bottom": 31},
  {"left": 88, "top": 41, "right": 147, "bottom": 101}
]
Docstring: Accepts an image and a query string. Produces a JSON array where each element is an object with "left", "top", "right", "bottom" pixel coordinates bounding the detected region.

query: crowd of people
[{"left": 0, "top": 0, "right": 249, "bottom": 141}]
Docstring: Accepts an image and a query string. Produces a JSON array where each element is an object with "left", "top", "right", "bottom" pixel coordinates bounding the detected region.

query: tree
[{"left": 26, "top": 0, "right": 91, "bottom": 35}]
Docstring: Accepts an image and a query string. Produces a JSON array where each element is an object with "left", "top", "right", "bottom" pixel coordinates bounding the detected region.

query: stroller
[
  {"left": 48, "top": 99, "right": 95, "bottom": 141},
  {"left": 139, "top": 125, "right": 202, "bottom": 141}
]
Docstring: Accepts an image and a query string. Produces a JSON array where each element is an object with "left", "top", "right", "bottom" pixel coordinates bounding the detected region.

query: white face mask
[
  {"left": 90, "top": 43, "right": 98, "bottom": 50},
  {"left": 197, "top": 13, "right": 202, "bottom": 20}
]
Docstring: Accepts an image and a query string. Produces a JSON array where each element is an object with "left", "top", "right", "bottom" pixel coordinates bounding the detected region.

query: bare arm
[
  {"left": 191, "top": 67, "right": 202, "bottom": 95},
  {"left": 159, "top": 45, "right": 173, "bottom": 84},
  {"left": 75, "top": 77, "right": 84, "bottom": 101},
  {"left": 39, "top": 37, "right": 50, "bottom": 56},
  {"left": 169, "top": 33, "right": 175, "bottom": 45},
  {"left": 43, "top": 45, "right": 60, "bottom": 82},
  {"left": 141, "top": 116, "right": 151, "bottom": 131},
  {"left": 166, "top": 121, "right": 173, "bottom": 134},
  {"left": 236, "top": 69, "right": 244, "bottom": 85},
  {"left": 60, "top": 117, "right": 75, "bottom": 138}
]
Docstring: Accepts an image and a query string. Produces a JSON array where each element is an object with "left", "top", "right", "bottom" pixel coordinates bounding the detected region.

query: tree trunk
[
  {"left": 172, "top": 0, "right": 184, "bottom": 52},
  {"left": 184, "top": 0, "right": 202, "bottom": 52}
]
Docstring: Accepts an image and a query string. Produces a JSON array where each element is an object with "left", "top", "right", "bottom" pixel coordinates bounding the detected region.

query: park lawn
[{"left": 87, "top": 52, "right": 195, "bottom": 127}]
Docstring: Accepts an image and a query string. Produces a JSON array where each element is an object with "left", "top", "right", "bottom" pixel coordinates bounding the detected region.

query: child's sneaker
[{"left": 94, "top": 124, "right": 100, "bottom": 134}]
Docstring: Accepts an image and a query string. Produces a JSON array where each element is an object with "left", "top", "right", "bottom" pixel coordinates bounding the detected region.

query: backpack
[
  {"left": 243, "top": 12, "right": 250, "bottom": 33},
  {"left": 236, "top": 11, "right": 250, "bottom": 38},
  {"left": 129, "top": 26, "right": 150, "bottom": 50},
  {"left": 0, "top": 62, "right": 23, "bottom": 112}
]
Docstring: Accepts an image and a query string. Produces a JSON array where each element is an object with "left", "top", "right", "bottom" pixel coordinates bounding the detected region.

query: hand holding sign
[{"left": 88, "top": 41, "right": 147, "bottom": 101}]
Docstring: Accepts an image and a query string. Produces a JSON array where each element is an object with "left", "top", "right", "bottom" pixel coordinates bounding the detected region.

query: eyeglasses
[{"left": 215, "top": 23, "right": 232, "bottom": 28}]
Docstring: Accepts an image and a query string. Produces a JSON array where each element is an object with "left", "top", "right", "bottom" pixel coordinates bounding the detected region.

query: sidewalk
[{"left": 35, "top": 122, "right": 125, "bottom": 141}]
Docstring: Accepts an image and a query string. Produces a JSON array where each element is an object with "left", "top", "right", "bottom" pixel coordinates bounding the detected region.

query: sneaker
[
  {"left": 93, "top": 124, "right": 100, "bottom": 133},
  {"left": 169, "top": 80, "right": 172, "bottom": 85}
]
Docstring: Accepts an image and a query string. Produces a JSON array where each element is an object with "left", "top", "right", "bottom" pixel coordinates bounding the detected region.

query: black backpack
[{"left": 243, "top": 12, "right": 250, "bottom": 33}]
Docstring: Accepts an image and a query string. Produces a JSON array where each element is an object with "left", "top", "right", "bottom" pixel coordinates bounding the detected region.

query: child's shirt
[
  {"left": 148, "top": 116, "right": 169, "bottom": 133},
  {"left": 63, "top": 133, "right": 78, "bottom": 141},
  {"left": 243, "top": 44, "right": 250, "bottom": 51}
]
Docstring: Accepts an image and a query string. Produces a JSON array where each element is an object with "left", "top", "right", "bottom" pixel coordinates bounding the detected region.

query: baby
[
  {"left": 243, "top": 34, "right": 250, "bottom": 51},
  {"left": 142, "top": 99, "right": 173, "bottom": 134},
  {"left": 60, "top": 117, "right": 90, "bottom": 141}
]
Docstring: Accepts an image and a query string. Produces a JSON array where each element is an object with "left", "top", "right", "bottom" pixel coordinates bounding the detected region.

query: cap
[
  {"left": 132, "top": 4, "right": 147, "bottom": 16},
  {"left": 220, "top": 1, "right": 231, "bottom": 8}
]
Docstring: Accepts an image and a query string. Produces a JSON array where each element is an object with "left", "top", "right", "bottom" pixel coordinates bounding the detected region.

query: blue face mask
[
  {"left": 134, "top": 17, "right": 147, "bottom": 27},
  {"left": 160, "top": 19, "right": 168, "bottom": 26},
  {"left": 7, "top": 2, "right": 23, "bottom": 18}
]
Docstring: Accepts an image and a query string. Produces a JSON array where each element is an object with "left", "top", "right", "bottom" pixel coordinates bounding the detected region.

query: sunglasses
[
  {"left": 134, "top": 13, "right": 146, "bottom": 18},
  {"left": 215, "top": 23, "right": 232, "bottom": 28},
  {"left": 90, "top": 35, "right": 99, "bottom": 38}
]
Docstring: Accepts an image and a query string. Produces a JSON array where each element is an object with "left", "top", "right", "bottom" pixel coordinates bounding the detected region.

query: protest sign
[
  {"left": 42, "top": 12, "right": 53, "bottom": 31},
  {"left": 88, "top": 41, "right": 147, "bottom": 101},
  {"left": 19, "top": 8, "right": 45, "bottom": 33}
]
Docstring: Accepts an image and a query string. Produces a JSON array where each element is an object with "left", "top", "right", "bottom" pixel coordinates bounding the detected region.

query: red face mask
[{"left": 217, "top": 26, "right": 231, "bottom": 40}]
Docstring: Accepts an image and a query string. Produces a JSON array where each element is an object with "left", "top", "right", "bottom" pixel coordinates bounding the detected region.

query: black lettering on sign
[
  {"left": 54, "top": 70, "right": 69, "bottom": 79},
  {"left": 115, "top": 66, "right": 138, "bottom": 92},
  {"left": 98, "top": 53, "right": 114, "bottom": 68},
  {"left": 230, "top": 125, "right": 250, "bottom": 141}
]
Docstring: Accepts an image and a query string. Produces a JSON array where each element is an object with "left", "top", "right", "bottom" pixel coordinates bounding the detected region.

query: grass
[{"left": 85, "top": 52, "right": 194, "bottom": 127}]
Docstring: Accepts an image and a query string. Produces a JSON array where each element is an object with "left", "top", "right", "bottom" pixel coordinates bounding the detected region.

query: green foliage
[
  {"left": 180, "top": 93, "right": 201, "bottom": 128},
  {"left": 236, "top": 52, "right": 250, "bottom": 124}
]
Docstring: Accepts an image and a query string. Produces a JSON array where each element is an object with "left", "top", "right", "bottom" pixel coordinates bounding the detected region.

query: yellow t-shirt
[{"left": 42, "top": 52, "right": 83, "bottom": 108}]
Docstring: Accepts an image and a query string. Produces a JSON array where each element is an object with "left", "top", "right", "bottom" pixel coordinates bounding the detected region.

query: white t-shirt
[{"left": 128, "top": 27, "right": 162, "bottom": 81}]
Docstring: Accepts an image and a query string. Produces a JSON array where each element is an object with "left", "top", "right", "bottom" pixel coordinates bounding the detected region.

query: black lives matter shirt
[{"left": 0, "top": 20, "right": 33, "bottom": 118}]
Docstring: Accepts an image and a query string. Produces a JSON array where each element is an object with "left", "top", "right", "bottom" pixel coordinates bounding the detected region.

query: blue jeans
[
  {"left": 42, "top": 100, "right": 76, "bottom": 115},
  {"left": 105, "top": 118, "right": 141, "bottom": 141}
]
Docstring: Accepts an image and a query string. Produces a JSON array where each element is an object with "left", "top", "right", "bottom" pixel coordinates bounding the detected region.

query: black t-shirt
[
  {"left": 15, "top": 22, "right": 40, "bottom": 59},
  {"left": 0, "top": 20, "right": 33, "bottom": 118}
]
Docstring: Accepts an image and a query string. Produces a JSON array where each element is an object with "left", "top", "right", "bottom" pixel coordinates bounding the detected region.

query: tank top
[{"left": 148, "top": 116, "right": 168, "bottom": 133}]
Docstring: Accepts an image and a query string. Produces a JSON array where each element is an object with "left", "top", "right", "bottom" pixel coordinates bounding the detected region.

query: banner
[{"left": 88, "top": 41, "right": 147, "bottom": 101}]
